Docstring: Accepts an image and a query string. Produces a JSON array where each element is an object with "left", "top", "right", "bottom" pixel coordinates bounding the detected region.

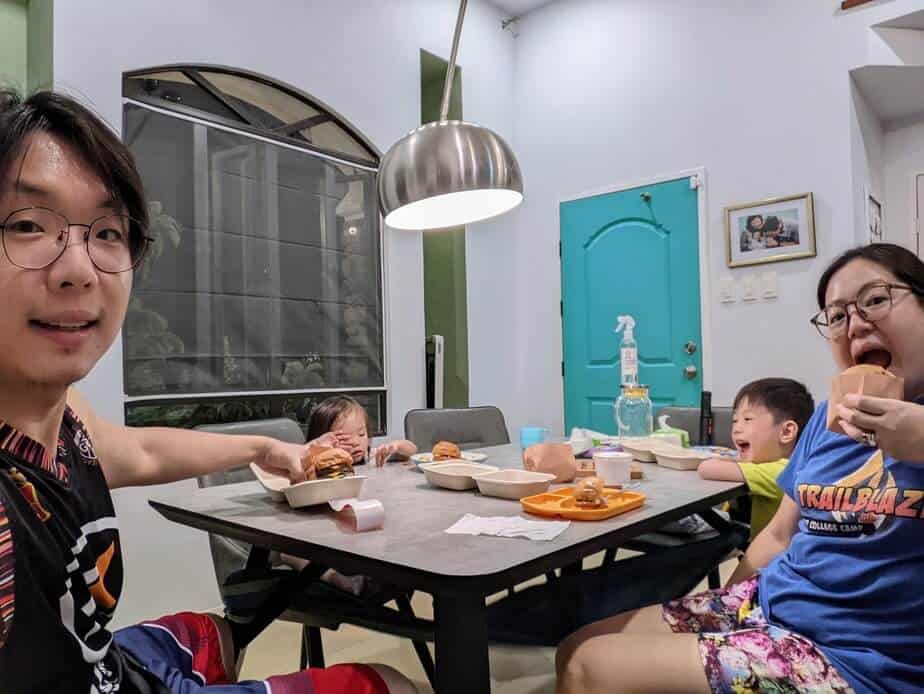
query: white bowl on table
[
  {"left": 619, "top": 437, "right": 675, "bottom": 462},
  {"left": 473, "top": 469, "right": 556, "bottom": 499},
  {"left": 654, "top": 445, "right": 737, "bottom": 471},
  {"left": 419, "top": 461, "right": 499, "bottom": 490},
  {"left": 653, "top": 445, "right": 710, "bottom": 471},
  {"left": 249, "top": 463, "right": 366, "bottom": 507}
]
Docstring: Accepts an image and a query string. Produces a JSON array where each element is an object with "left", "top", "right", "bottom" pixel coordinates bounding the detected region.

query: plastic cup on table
[{"left": 519, "top": 426, "right": 550, "bottom": 451}]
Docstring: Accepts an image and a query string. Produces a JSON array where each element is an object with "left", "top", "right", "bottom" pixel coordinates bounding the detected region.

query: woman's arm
[
  {"left": 68, "top": 389, "right": 311, "bottom": 489},
  {"left": 727, "top": 494, "right": 800, "bottom": 585}
]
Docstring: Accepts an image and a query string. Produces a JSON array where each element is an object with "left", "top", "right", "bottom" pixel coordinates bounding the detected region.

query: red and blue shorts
[{"left": 115, "top": 611, "right": 391, "bottom": 693}]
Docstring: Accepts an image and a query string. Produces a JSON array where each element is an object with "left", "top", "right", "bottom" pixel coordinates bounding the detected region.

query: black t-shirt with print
[{"left": 0, "top": 408, "right": 162, "bottom": 693}]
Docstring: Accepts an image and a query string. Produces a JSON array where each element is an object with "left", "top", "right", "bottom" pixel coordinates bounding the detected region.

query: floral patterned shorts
[{"left": 662, "top": 575, "right": 854, "bottom": 694}]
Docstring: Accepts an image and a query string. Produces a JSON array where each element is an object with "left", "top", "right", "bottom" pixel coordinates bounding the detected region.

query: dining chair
[
  {"left": 194, "top": 418, "right": 435, "bottom": 685},
  {"left": 620, "top": 405, "right": 748, "bottom": 588},
  {"left": 403, "top": 406, "right": 510, "bottom": 451}
]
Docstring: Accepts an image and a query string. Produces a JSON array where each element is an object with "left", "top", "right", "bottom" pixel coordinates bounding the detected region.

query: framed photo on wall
[
  {"left": 866, "top": 189, "right": 883, "bottom": 244},
  {"left": 725, "top": 192, "right": 816, "bottom": 268}
]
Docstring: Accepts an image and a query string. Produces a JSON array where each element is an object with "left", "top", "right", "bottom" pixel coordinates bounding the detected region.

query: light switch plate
[
  {"left": 761, "top": 271, "right": 778, "bottom": 299},
  {"left": 742, "top": 276, "right": 758, "bottom": 302},
  {"left": 719, "top": 277, "right": 736, "bottom": 303}
]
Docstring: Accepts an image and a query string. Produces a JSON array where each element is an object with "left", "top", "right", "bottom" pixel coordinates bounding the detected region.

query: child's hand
[
  {"left": 334, "top": 433, "right": 365, "bottom": 462},
  {"left": 373, "top": 442, "right": 400, "bottom": 467},
  {"left": 307, "top": 432, "right": 339, "bottom": 449}
]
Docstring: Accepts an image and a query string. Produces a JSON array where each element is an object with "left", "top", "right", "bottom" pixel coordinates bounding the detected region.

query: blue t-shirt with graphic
[{"left": 760, "top": 402, "right": 924, "bottom": 693}]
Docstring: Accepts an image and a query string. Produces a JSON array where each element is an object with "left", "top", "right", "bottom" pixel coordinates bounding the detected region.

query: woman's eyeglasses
[{"left": 810, "top": 282, "right": 917, "bottom": 340}]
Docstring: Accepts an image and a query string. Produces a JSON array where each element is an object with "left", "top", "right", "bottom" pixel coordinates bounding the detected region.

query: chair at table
[
  {"left": 194, "top": 418, "right": 435, "bottom": 685},
  {"left": 657, "top": 406, "right": 734, "bottom": 448},
  {"left": 404, "top": 405, "right": 510, "bottom": 451},
  {"left": 614, "top": 405, "right": 749, "bottom": 589}
]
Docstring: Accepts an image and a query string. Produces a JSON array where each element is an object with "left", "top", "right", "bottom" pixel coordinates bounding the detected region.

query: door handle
[
  {"left": 684, "top": 341, "right": 697, "bottom": 355},
  {"left": 684, "top": 365, "right": 698, "bottom": 380}
]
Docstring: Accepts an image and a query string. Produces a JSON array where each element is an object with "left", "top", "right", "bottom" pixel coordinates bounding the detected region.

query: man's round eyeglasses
[{"left": 0, "top": 206, "right": 151, "bottom": 273}]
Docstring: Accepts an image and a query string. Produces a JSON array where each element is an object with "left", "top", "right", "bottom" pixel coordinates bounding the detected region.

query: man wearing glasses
[{"left": 0, "top": 91, "right": 415, "bottom": 693}]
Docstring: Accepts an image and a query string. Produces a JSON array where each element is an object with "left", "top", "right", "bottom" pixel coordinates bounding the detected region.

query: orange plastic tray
[{"left": 520, "top": 486, "right": 646, "bottom": 521}]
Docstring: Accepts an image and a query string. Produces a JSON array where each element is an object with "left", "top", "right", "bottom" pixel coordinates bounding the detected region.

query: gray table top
[{"left": 150, "top": 444, "right": 745, "bottom": 593}]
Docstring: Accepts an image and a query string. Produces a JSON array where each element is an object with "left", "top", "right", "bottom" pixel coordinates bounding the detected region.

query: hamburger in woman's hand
[
  {"left": 304, "top": 445, "right": 355, "bottom": 480},
  {"left": 827, "top": 364, "right": 904, "bottom": 434}
]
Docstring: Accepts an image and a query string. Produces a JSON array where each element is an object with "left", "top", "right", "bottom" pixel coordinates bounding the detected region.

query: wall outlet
[
  {"left": 742, "top": 276, "right": 758, "bottom": 302},
  {"left": 719, "top": 277, "right": 736, "bottom": 303}
]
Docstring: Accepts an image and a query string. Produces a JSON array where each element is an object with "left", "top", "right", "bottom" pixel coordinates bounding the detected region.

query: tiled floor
[{"left": 238, "top": 555, "right": 738, "bottom": 693}]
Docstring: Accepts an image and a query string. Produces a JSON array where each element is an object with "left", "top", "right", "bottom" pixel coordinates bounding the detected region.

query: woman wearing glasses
[
  {"left": 557, "top": 243, "right": 924, "bottom": 694},
  {"left": 0, "top": 91, "right": 416, "bottom": 693}
]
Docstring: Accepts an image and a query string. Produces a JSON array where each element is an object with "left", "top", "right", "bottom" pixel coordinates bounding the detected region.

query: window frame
[{"left": 121, "top": 65, "right": 390, "bottom": 435}]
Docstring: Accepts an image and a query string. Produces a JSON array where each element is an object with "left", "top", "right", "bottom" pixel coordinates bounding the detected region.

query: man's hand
[{"left": 254, "top": 439, "right": 312, "bottom": 483}]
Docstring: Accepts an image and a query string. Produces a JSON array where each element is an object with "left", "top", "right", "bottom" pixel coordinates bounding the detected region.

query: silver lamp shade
[{"left": 378, "top": 120, "right": 523, "bottom": 231}]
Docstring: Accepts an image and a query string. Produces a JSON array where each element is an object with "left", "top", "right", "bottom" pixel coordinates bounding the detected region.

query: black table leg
[{"left": 434, "top": 591, "right": 489, "bottom": 694}]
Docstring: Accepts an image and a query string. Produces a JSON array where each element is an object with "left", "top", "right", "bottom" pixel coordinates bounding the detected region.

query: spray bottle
[{"left": 615, "top": 315, "right": 638, "bottom": 386}]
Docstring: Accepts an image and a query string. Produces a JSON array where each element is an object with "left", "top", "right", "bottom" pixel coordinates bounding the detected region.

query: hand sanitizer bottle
[{"left": 615, "top": 315, "right": 638, "bottom": 386}]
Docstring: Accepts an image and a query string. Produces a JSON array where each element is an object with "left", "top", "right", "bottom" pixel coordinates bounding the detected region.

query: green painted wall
[
  {"left": 0, "top": 0, "right": 28, "bottom": 91},
  {"left": 420, "top": 49, "right": 469, "bottom": 408},
  {"left": 27, "top": 0, "right": 53, "bottom": 91},
  {"left": 0, "top": 0, "right": 53, "bottom": 93}
]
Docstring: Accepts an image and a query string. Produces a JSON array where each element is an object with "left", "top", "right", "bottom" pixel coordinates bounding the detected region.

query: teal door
[{"left": 561, "top": 177, "right": 702, "bottom": 434}]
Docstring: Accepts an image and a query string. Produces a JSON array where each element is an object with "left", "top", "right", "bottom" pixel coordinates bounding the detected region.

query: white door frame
[
  {"left": 559, "top": 166, "right": 714, "bottom": 392},
  {"left": 913, "top": 171, "right": 924, "bottom": 258}
]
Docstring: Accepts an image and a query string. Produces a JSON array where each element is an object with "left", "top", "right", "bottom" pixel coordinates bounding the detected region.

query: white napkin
[{"left": 445, "top": 514, "right": 570, "bottom": 541}]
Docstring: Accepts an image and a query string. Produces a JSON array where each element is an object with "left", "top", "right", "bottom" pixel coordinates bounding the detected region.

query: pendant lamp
[{"left": 378, "top": 0, "right": 523, "bottom": 230}]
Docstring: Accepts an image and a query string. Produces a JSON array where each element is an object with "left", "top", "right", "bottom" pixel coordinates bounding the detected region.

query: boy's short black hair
[{"left": 733, "top": 378, "right": 814, "bottom": 435}]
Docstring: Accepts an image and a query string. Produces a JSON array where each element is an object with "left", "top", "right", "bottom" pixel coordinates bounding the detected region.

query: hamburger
[
  {"left": 306, "top": 445, "right": 355, "bottom": 480},
  {"left": 827, "top": 363, "right": 904, "bottom": 434},
  {"left": 432, "top": 441, "right": 462, "bottom": 461},
  {"left": 573, "top": 476, "right": 606, "bottom": 509}
]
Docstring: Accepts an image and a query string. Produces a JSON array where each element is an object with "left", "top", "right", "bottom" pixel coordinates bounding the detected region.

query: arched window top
[{"left": 124, "top": 64, "right": 379, "bottom": 167}]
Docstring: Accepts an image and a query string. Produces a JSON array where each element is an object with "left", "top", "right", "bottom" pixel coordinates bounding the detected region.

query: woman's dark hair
[
  {"left": 0, "top": 89, "right": 148, "bottom": 257},
  {"left": 816, "top": 243, "right": 924, "bottom": 309},
  {"left": 306, "top": 395, "right": 369, "bottom": 442},
  {"left": 746, "top": 214, "right": 764, "bottom": 230}
]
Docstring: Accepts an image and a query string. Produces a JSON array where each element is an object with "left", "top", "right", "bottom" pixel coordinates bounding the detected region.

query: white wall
[
  {"left": 52, "top": 0, "right": 924, "bottom": 626},
  {"left": 497, "top": 0, "right": 923, "bottom": 438},
  {"left": 53, "top": 0, "right": 515, "bottom": 625},
  {"left": 850, "top": 81, "right": 885, "bottom": 246},
  {"left": 884, "top": 117, "right": 924, "bottom": 249}
]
